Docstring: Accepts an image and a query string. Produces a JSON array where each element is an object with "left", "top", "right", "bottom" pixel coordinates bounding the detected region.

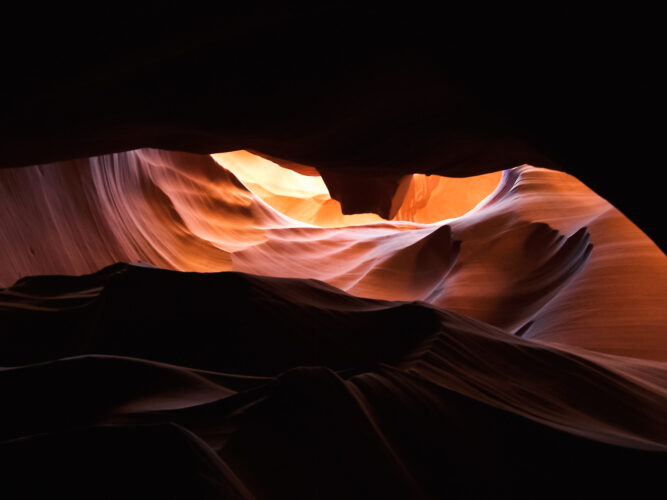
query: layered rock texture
[{"left": 1, "top": 148, "right": 666, "bottom": 497}]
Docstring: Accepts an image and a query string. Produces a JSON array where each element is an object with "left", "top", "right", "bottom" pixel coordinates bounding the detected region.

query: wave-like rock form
[
  {"left": 1, "top": 265, "right": 666, "bottom": 498},
  {"left": 1, "top": 148, "right": 666, "bottom": 497},
  {"left": 1, "top": 149, "right": 665, "bottom": 358}
]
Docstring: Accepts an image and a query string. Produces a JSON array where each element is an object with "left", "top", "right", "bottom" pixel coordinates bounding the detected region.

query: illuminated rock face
[
  {"left": 1, "top": 148, "right": 667, "bottom": 497},
  {"left": 1, "top": 149, "right": 665, "bottom": 360}
]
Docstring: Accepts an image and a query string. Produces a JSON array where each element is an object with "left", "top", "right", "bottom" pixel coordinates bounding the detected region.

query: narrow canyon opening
[{"left": 212, "top": 150, "right": 503, "bottom": 227}]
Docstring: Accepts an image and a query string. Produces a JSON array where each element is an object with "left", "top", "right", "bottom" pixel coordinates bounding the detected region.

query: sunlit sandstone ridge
[
  {"left": 0, "top": 149, "right": 666, "bottom": 360},
  {"left": 0, "top": 148, "right": 502, "bottom": 284}
]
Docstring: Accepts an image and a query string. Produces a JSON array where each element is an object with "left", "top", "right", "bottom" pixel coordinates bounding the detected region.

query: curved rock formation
[
  {"left": 1, "top": 147, "right": 666, "bottom": 497},
  {"left": 2, "top": 149, "right": 665, "bottom": 359}
]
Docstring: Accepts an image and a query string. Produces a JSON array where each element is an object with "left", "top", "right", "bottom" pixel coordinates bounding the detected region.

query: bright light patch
[{"left": 212, "top": 150, "right": 502, "bottom": 227}]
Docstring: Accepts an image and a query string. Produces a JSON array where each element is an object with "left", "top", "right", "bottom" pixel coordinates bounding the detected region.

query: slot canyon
[{"left": 0, "top": 6, "right": 664, "bottom": 499}]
